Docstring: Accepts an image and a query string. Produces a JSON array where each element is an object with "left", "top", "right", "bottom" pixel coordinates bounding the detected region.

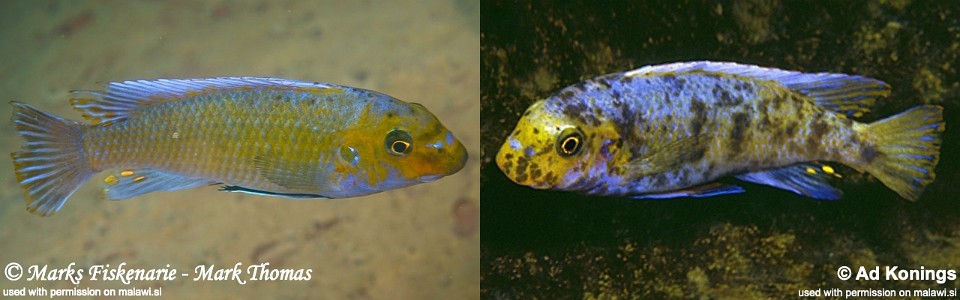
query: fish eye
[
  {"left": 385, "top": 129, "right": 413, "bottom": 157},
  {"left": 556, "top": 128, "right": 584, "bottom": 157}
]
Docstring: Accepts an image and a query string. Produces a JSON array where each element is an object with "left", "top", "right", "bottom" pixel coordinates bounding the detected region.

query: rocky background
[{"left": 481, "top": 0, "right": 960, "bottom": 298}]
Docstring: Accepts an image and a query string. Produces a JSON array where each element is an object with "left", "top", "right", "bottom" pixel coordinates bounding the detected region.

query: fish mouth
[{"left": 418, "top": 174, "right": 444, "bottom": 183}]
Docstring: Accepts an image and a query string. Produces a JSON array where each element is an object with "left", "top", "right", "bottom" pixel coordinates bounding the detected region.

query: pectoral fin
[
  {"left": 631, "top": 182, "right": 745, "bottom": 200},
  {"left": 253, "top": 154, "right": 338, "bottom": 193},
  {"left": 626, "top": 135, "right": 710, "bottom": 179},
  {"left": 735, "top": 163, "right": 842, "bottom": 200}
]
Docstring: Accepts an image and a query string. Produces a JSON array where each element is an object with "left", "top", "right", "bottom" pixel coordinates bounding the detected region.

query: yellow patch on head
[
  {"left": 120, "top": 170, "right": 135, "bottom": 177},
  {"left": 495, "top": 99, "right": 625, "bottom": 190}
]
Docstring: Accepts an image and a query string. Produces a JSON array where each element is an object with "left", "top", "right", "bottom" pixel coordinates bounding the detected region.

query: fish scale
[
  {"left": 10, "top": 77, "right": 467, "bottom": 216},
  {"left": 497, "top": 61, "right": 943, "bottom": 201}
]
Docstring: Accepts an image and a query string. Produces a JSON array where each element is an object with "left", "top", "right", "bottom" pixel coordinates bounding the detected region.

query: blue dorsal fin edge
[
  {"left": 624, "top": 61, "right": 891, "bottom": 118},
  {"left": 68, "top": 77, "right": 339, "bottom": 124}
]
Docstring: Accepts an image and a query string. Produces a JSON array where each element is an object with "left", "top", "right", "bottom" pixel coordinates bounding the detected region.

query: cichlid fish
[
  {"left": 11, "top": 77, "right": 467, "bottom": 216},
  {"left": 496, "top": 61, "right": 944, "bottom": 201}
]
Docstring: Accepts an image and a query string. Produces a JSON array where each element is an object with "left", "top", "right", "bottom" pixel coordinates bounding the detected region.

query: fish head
[
  {"left": 356, "top": 99, "right": 467, "bottom": 191},
  {"left": 496, "top": 100, "right": 622, "bottom": 192}
]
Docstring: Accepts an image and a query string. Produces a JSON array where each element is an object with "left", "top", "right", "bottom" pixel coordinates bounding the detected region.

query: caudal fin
[
  {"left": 10, "top": 102, "right": 93, "bottom": 216},
  {"left": 859, "top": 105, "right": 944, "bottom": 201}
]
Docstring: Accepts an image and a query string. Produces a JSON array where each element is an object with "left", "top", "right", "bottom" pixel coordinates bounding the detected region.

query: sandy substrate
[{"left": 0, "top": 1, "right": 479, "bottom": 299}]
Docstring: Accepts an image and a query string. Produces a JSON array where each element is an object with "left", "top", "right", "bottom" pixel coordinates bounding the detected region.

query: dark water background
[{"left": 481, "top": 0, "right": 960, "bottom": 297}]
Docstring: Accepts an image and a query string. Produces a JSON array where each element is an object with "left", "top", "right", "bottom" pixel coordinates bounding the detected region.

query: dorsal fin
[
  {"left": 624, "top": 61, "right": 890, "bottom": 118},
  {"left": 68, "top": 77, "right": 338, "bottom": 124}
]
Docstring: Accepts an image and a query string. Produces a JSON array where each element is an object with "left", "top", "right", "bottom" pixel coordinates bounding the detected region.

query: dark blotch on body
[
  {"left": 808, "top": 115, "right": 830, "bottom": 153},
  {"left": 653, "top": 173, "right": 669, "bottom": 188},
  {"left": 785, "top": 122, "right": 798, "bottom": 136},
  {"left": 715, "top": 84, "right": 742, "bottom": 107},
  {"left": 543, "top": 172, "right": 557, "bottom": 185},
  {"left": 734, "top": 81, "right": 749, "bottom": 92},
  {"left": 559, "top": 90, "right": 576, "bottom": 102},
  {"left": 758, "top": 111, "right": 772, "bottom": 130},
  {"left": 514, "top": 155, "right": 529, "bottom": 179},
  {"left": 772, "top": 93, "right": 794, "bottom": 111},
  {"left": 562, "top": 101, "right": 600, "bottom": 126},
  {"left": 614, "top": 103, "right": 645, "bottom": 159},
  {"left": 612, "top": 90, "right": 623, "bottom": 106},
  {"left": 596, "top": 79, "right": 612, "bottom": 90},
  {"left": 689, "top": 99, "right": 707, "bottom": 137},
  {"left": 515, "top": 173, "right": 528, "bottom": 183},
  {"left": 501, "top": 161, "right": 513, "bottom": 172},
  {"left": 728, "top": 112, "right": 750, "bottom": 156},
  {"left": 860, "top": 144, "right": 880, "bottom": 164},
  {"left": 662, "top": 75, "right": 687, "bottom": 90},
  {"left": 529, "top": 163, "right": 542, "bottom": 180}
]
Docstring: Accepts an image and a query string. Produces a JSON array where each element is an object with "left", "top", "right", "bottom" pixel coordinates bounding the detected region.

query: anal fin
[
  {"left": 631, "top": 183, "right": 745, "bottom": 200},
  {"left": 103, "top": 168, "right": 212, "bottom": 200},
  {"left": 735, "top": 163, "right": 842, "bottom": 200}
]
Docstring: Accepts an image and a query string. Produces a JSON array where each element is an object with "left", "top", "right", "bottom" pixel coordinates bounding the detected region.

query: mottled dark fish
[
  {"left": 11, "top": 77, "right": 467, "bottom": 216},
  {"left": 496, "top": 61, "right": 944, "bottom": 201}
]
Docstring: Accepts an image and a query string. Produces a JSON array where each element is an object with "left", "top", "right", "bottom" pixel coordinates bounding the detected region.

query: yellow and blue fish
[
  {"left": 496, "top": 61, "right": 944, "bottom": 201},
  {"left": 11, "top": 77, "right": 467, "bottom": 216}
]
